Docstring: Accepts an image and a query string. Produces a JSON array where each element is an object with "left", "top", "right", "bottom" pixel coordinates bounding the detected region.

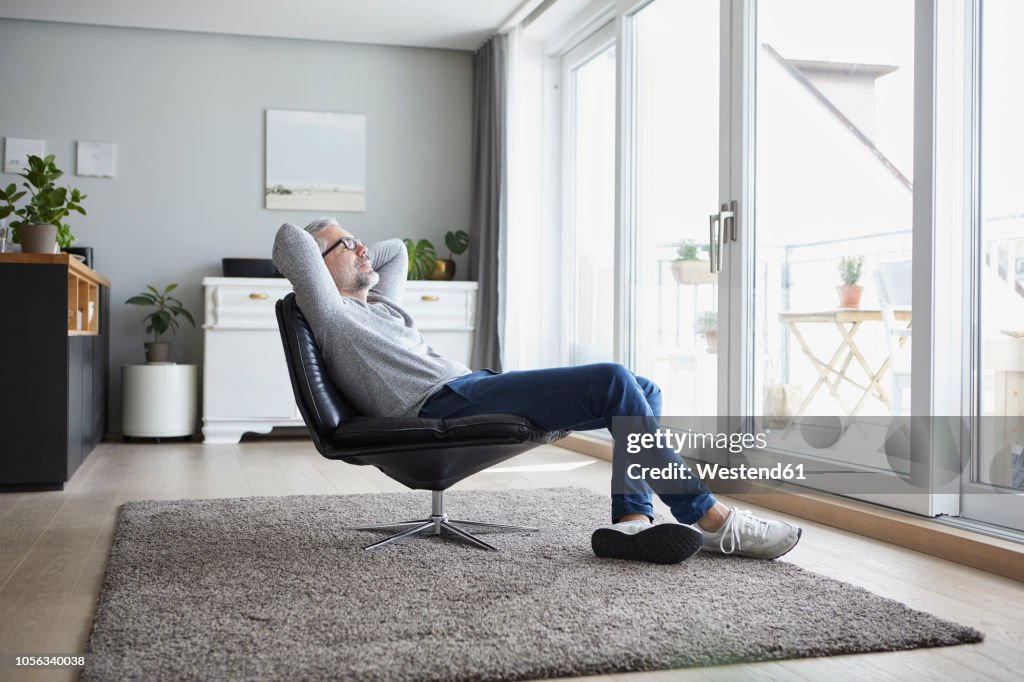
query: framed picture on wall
[
  {"left": 4, "top": 137, "right": 45, "bottom": 173},
  {"left": 77, "top": 141, "right": 117, "bottom": 178},
  {"left": 265, "top": 109, "right": 367, "bottom": 212}
]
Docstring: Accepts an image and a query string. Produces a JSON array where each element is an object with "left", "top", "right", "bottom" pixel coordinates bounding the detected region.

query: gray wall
[{"left": 0, "top": 19, "right": 474, "bottom": 433}]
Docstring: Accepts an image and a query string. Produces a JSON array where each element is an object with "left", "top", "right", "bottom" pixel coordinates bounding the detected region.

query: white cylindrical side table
[{"left": 122, "top": 363, "right": 197, "bottom": 441}]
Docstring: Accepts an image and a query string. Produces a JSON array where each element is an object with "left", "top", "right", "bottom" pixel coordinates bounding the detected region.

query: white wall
[{"left": 0, "top": 19, "right": 474, "bottom": 432}]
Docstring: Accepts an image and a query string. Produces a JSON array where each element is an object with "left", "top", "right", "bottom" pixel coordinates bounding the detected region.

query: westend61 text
[{"left": 627, "top": 462, "right": 806, "bottom": 481}]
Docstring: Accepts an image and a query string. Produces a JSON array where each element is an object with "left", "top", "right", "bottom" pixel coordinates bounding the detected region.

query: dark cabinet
[{"left": 0, "top": 255, "right": 110, "bottom": 490}]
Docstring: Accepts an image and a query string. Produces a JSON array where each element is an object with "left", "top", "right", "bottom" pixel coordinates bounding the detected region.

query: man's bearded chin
[{"left": 351, "top": 269, "right": 380, "bottom": 292}]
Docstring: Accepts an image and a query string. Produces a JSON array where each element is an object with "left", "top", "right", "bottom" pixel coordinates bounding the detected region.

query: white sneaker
[
  {"left": 592, "top": 519, "right": 702, "bottom": 565},
  {"left": 697, "top": 508, "right": 801, "bottom": 559}
]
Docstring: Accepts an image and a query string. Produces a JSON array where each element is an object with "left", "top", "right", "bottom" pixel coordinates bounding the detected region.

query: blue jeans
[{"left": 418, "top": 363, "right": 716, "bottom": 524}]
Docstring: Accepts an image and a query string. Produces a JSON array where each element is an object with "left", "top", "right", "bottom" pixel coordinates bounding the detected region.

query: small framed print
[
  {"left": 77, "top": 141, "right": 117, "bottom": 178},
  {"left": 4, "top": 138, "right": 45, "bottom": 173}
]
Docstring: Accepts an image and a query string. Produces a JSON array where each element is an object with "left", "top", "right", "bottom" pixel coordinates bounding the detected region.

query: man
[{"left": 273, "top": 218, "right": 802, "bottom": 564}]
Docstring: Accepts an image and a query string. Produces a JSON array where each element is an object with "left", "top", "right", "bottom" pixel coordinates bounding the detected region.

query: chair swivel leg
[
  {"left": 348, "top": 520, "right": 429, "bottom": 530},
  {"left": 354, "top": 490, "right": 538, "bottom": 551},
  {"left": 446, "top": 519, "right": 538, "bottom": 533},
  {"left": 439, "top": 521, "right": 498, "bottom": 551},
  {"left": 362, "top": 520, "right": 435, "bottom": 551}
]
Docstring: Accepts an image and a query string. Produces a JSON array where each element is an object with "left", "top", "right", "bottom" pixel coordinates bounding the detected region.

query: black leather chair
[{"left": 275, "top": 293, "right": 566, "bottom": 551}]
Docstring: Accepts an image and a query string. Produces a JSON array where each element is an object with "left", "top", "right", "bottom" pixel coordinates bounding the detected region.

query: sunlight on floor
[{"left": 486, "top": 460, "right": 598, "bottom": 473}]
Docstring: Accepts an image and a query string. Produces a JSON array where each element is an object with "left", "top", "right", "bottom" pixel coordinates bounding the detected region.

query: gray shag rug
[{"left": 83, "top": 487, "right": 982, "bottom": 681}]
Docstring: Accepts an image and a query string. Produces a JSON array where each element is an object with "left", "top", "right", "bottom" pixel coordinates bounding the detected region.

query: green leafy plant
[
  {"left": 676, "top": 240, "right": 705, "bottom": 261},
  {"left": 838, "top": 256, "right": 865, "bottom": 285},
  {"left": 403, "top": 238, "right": 438, "bottom": 280},
  {"left": 125, "top": 284, "right": 196, "bottom": 341},
  {"left": 444, "top": 230, "right": 469, "bottom": 259},
  {"left": 0, "top": 154, "right": 87, "bottom": 249},
  {"left": 696, "top": 310, "right": 717, "bottom": 332}
]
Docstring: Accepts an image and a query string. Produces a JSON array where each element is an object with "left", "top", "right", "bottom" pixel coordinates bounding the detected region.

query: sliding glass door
[
  {"left": 623, "top": 0, "right": 729, "bottom": 418},
  {"left": 751, "top": 0, "right": 915, "bottom": 422},
  {"left": 548, "top": 0, "right": 1020, "bottom": 527},
  {"left": 733, "top": 0, "right": 937, "bottom": 513}
]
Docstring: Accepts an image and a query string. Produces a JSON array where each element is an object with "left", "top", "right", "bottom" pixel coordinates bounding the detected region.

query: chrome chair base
[{"left": 348, "top": 491, "right": 537, "bottom": 551}]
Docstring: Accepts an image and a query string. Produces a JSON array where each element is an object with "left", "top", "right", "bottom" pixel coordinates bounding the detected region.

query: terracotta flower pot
[
  {"left": 18, "top": 223, "right": 58, "bottom": 254},
  {"left": 837, "top": 284, "right": 863, "bottom": 309},
  {"left": 701, "top": 330, "right": 718, "bottom": 354}
]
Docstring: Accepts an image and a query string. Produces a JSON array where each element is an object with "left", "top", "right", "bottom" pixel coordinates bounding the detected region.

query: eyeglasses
[{"left": 321, "top": 236, "right": 363, "bottom": 258}]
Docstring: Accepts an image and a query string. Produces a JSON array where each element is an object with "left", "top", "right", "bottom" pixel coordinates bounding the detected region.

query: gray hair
[{"left": 303, "top": 216, "right": 339, "bottom": 251}]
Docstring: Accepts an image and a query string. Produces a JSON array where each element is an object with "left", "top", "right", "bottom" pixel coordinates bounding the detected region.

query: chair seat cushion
[{"left": 329, "top": 413, "right": 562, "bottom": 450}]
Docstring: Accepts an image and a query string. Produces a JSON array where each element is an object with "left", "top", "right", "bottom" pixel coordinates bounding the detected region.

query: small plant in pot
[
  {"left": 0, "top": 154, "right": 87, "bottom": 253},
  {"left": 126, "top": 284, "right": 196, "bottom": 363},
  {"left": 429, "top": 229, "right": 469, "bottom": 281},
  {"left": 671, "top": 240, "right": 716, "bottom": 285},
  {"left": 403, "top": 238, "right": 438, "bottom": 280},
  {"left": 696, "top": 310, "right": 718, "bottom": 353},
  {"left": 837, "top": 256, "right": 865, "bottom": 308}
]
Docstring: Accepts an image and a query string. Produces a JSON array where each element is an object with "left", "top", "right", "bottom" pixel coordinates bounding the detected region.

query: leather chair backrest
[{"left": 275, "top": 294, "right": 362, "bottom": 438}]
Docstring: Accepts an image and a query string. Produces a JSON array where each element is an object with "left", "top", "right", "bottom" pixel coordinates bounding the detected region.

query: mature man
[{"left": 272, "top": 218, "right": 802, "bottom": 564}]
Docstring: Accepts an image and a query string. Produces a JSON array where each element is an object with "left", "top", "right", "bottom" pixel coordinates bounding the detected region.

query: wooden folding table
[{"left": 778, "top": 309, "right": 912, "bottom": 417}]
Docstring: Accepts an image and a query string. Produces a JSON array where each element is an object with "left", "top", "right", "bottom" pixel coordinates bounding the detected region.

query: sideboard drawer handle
[
  {"left": 249, "top": 293, "right": 269, "bottom": 300},
  {"left": 421, "top": 295, "right": 440, "bottom": 302}
]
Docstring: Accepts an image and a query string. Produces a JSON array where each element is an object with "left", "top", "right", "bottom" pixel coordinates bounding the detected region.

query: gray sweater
[{"left": 272, "top": 222, "right": 471, "bottom": 418}]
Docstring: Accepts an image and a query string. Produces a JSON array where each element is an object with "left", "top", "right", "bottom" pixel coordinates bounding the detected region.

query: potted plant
[
  {"left": 671, "top": 240, "right": 716, "bottom": 285},
  {"left": 429, "top": 229, "right": 469, "bottom": 281},
  {"left": 125, "top": 284, "right": 196, "bottom": 363},
  {"left": 403, "top": 238, "right": 438, "bottom": 280},
  {"left": 837, "top": 256, "right": 865, "bottom": 308},
  {"left": 696, "top": 310, "right": 718, "bottom": 353},
  {"left": 0, "top": 154, "right": 87, "bottom": 253}
]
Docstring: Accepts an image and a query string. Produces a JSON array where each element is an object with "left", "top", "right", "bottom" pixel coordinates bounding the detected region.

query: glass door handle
[
  {"left": 709, "top": 201, "right": 737, "bottom": 273},
  {"left": 709, "top": 212, "right": 721, "bottom": 273},
  {"left": 723, "top": 200, "right": 737, "bottom": 242}
]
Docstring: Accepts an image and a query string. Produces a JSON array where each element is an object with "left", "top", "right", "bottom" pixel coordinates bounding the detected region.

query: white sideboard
[{"left": 201, "top": 277, "right": 478, "bottom": 444}]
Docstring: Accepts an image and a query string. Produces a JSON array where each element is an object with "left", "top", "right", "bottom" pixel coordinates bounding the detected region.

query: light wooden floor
[{"left": 1, "top": 439, "right": 1022, "bottom": 682}]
